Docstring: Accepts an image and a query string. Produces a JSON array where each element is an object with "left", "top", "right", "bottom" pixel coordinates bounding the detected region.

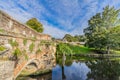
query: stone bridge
[{"left": 0, "top": 10, "right": 56, "bottom": 80}]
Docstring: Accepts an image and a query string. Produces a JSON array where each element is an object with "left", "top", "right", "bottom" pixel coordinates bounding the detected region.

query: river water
[{"left": 17, "top": 56, "right": 120, "bottom": 80}]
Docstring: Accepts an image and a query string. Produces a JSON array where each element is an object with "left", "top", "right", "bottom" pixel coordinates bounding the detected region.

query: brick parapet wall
[{"left": 0, "top": 10, "right": 51, "bottom": 41}]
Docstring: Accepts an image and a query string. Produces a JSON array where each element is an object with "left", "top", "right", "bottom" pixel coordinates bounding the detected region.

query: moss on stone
[
  {"left": 31, "top": 69, "right": 52, "bottom": 76},
  {"left": 23, "top": 39, "right": 27, "bottom": 46},
  {"left": 29, "top": 43, "right": 35, "bottom": 52},
  {"left": 0, "top": 29, "right": 5, "bottom": 33},
  {"left": 0, "top": 46, "right": 6, "bottom": 51},
  {"left": 12, "top": 48, "right": 22, "bottom": 57},
  {"left": 9, "top": 39, "right": 19, "bottom": 47},
  {"left": 36, "top": 48, "right": 41, "bottom": 54}
]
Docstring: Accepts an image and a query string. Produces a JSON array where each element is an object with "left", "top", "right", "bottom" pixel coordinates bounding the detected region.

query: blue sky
[{"left": 0, "top": 0, "right": 120, "bottom": 38}]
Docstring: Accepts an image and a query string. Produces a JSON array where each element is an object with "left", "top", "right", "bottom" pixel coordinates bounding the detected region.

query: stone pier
[{"left": 0, "top": 61, "right": 15, "bottom": 80}]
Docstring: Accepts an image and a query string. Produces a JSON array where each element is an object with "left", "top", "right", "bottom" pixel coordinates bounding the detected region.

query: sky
[{"left": 0, "top": 0, "right": 120, "bottom": 38}]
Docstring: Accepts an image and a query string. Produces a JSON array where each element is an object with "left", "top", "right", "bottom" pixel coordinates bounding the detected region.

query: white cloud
[
  {"left": 0, "top": 0, "right": 120, "bottom": 38},
  {"left": 64, "top": 62, "right": 90, "bottom": 80},
  {"left": 0, "top": 0, "right": 33, "bottom": 23},
  {"left": 42, "top": 21, "right": 68, "bottom": 38}
]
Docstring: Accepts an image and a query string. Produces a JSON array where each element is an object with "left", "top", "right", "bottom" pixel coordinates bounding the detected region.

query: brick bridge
[{"left": 0, "top": 10, "right": 56, "bottom": 80}]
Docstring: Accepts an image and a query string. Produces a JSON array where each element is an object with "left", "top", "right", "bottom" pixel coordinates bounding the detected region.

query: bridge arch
[
  {"left": 14, "top": 58, "right": 40, "bottom": 79},
  {"left": 27, "top": 59, "right": 40, "bottom": 68}
]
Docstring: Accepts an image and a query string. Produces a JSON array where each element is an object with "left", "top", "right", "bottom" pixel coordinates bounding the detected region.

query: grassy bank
[{"left": 56, "top": 43, "right": 95, "bottom": 55}]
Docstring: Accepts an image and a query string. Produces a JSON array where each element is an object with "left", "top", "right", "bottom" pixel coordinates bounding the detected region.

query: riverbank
[
  {"left": 56, "top": 43, "right": 95, "bottom": 55},
  {"left": 58, "top": 53, "right": 120, "bottom": 58},
  {"left": 56, "top": 43, "right": 120, "bottom": 56}
]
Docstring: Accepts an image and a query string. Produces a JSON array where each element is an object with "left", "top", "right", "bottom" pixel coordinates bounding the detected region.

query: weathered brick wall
[
  {"left": 0, "top": 10, "right": 56, "bottom": 58},
  {"left": 0, "top": 61, "right": 14, "bottom": 80},
  {"left": 0, "top": 10, "right": 51, "bottom": 40},
  {"left": 0, "top": 10, "right": 56, "bottom": 79}
]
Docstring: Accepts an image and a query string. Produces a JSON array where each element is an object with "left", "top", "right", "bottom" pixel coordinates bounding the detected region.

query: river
[{"left": 17, "top": 55, "right": 120, "bottom": 80}]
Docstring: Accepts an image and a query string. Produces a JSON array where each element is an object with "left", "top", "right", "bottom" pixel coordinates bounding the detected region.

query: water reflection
[
  {"left": 52, "top": 62, "right": 90, "bottom": 80},
  {"left": 86, "top": 59, "right": 120, "bottom": 80},
  {"left": 64, "top": 62, "right": 90, "bottom": 80},
  {"left": 17, "top": 56, "right": 120, "bottom": 80}
]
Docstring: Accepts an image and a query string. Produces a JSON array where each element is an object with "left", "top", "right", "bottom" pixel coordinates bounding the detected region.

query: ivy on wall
[
  {"left": 36, "top": 48, "right": 41, "bottom": 54},
  {"left": 22, "top": 49, "right": 28, "bottom": 60},
  {"left": 9, "top": 39, "right": 18, "bottom": 47},
  {"left": 23, "top": 39, "right": 27, "bottom": 46},
  {"left": 29, "top": 42, "right": 35, "bottom": 52},
  {"left": 0, "top": 46, "right": 6, "bottom": 51},
  {"left": 12, "top": 48, "right": 22, "bottom": 58},
  {"left": 0, "top": 29, "right": 5, "bottom": 33}
]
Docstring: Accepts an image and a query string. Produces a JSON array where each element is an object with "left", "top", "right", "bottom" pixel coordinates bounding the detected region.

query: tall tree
[
  {"left": 26, "top": 18, "right": 44, "bottom": 33},
  {"left": 84, "top": 6, "right": 120, "bottom": 53},
  {"left": 108, "top": 26, "right": 120, "bottom": 50}
]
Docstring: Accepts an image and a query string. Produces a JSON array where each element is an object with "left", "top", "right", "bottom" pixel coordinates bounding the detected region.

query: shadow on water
[{"left": 17, "top": 55, "right": 120, "bottom": 80}]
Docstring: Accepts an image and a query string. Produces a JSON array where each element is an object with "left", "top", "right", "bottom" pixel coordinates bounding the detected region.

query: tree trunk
[
  {"left": 62, "top": 66, "right": 66, "bottom": 80},
  {"left": 62, "top": 53, "right": 66, "bottom": 80},
  {"left": 62, "top": 53, "right": 66, "bottom": 66},
  {"left": 106, "top": 46, "right": 110, "bottom": 54}
]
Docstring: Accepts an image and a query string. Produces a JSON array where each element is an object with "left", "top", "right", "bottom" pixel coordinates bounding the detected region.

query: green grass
[
  {"left": 68, "top": 44, "right": 94, "bottom": 54},
  {"left": 56, "top": 43, "right": 94, "bottom": 55}
]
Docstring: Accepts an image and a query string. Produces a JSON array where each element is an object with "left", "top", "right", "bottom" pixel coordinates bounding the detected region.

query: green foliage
[
  {"left": 12, "top": 48, "right": 22, "bottom": 57},
  {"left": 33, "top": 36, "right": 37, "bottom": 40},
  {"left": 63, "top": 34, "right": 86, "bottom": 42},
  {"left": 52, "top": 37, "right": 55, "bottom": 41},
  {"left": 26, "top": 18, "right": 44, "bottom": 33},
  {"left": 9, "top": 39, "right": 18, "bottom": 47},
  {"left": 56, "top": 43, "right": 93, "bottom": 55},
  {"left": 0, "top": 46, "right": 6, "bottom": 51},
  {"left": 74, "top": 35, "right": 86, "bottom": 42},
  {"left": 36, "top": 48, "right": 41, "bottom": 54},
  {"left": 23, "top": 39, "right": 27, "bottom": 46},
  {"left": 29, "top": 43, "right": 35, "bottom": 52},
  {"left": 68, "top": 45, "right": 93, "bottom": 54},
  {"left": 84, "top": 6, "right": 120, "bottom": 53},
  {"left": 87, "top": 60, "right": 120, "bottom": 80},
  {"left": 56, "top": 43, "right": 72, "bottom": 55},
  {"left": 22, "top": 49, "right": 28, "bottom": 60},
  {"left": 39, "top": 40, "right": 54, "bottom": 46},
  {"left": 108, "top": 26, "right": 120, "bottom": 50},
  {"left": 63, "top": 34, "right": 76, "bottom": 42},
  {"left": 0, "top": 29, "right": 4, "bottom": 33}
]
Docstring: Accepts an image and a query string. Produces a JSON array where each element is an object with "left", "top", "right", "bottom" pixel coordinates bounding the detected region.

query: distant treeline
[{"left": 63, "top": 34, "right": 86, "bottom": 42}]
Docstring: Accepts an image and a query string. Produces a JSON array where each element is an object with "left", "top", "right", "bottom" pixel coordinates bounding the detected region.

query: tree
[
  {"left": 26, "top": 18, "right": 44, "bottom": 33},
  {"left": 56, "top": 43, "right": 72, "bottom": 55},
  {"left": 84, "top": 6, "right": 120, "bottom": 54},
  {"left": 63, "top": 34, "right": 85, "bottom": 42},
  {"left": 63, "top": 34, "right": 74, "bottom": 42},
  {"left": 108, "top": 26, "right": 120, "bottom": 50},
  {"left": 74, "top": 35, "right": 86, "bottom": 42}
]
